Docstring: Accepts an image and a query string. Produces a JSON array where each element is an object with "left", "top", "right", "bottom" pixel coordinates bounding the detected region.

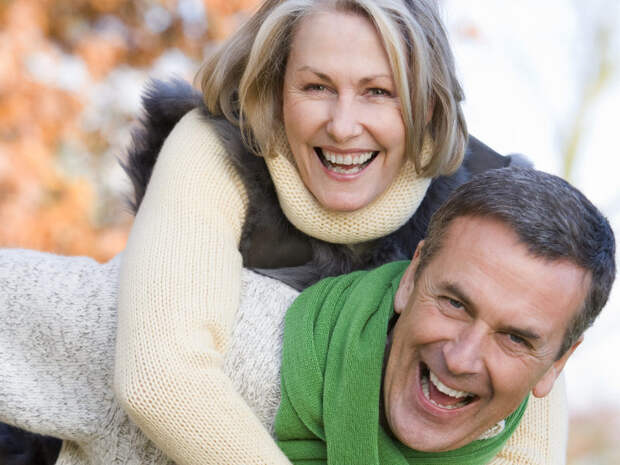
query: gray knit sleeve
[
  {"left": 0, "top": 249, "right": 121, "bottom": 440},
  {"left": 226, "top": 270, "right": 300, "bottom": 434}
]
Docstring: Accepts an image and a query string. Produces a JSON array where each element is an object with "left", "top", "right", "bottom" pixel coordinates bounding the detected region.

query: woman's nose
[
  {"left": 326, "top": 95, "right": 363, "bottom": 142},
  {"left": 442, "top": 326, "right": 485, "bottom": 376}
]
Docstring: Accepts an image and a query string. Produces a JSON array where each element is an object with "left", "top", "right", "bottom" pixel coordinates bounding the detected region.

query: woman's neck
[{"left": 264, "top": 128, "right": 433, "bottom": 245}]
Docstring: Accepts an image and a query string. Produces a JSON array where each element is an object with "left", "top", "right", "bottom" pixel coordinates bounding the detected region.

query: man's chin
[
  {"left": 391, "top": 424, "right": 465, "bottom": 453},
  {"left": 386, "top": 398, "right": 487, "bottom": 453},
  {"left": 394, "top": 422, "right": 490, "bottom": 453},
  {"left": 385, "top": 379, "right": 484, "bottom": 451}
]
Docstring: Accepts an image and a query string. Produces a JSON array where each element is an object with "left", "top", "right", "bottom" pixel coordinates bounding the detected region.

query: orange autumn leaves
[
  {"left": 0, "top": 0, "right": 259, "bottom": 261},
  {"left": 1, "top": 0, "right": 127, "bottom": 261}
]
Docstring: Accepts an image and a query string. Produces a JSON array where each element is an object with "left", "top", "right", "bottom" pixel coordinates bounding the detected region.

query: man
[
  {"left": 0, "top": 168, "right": 614, "bottom": 464},
  {"left": 273, "top": 168, "right": 615, "bottom": 464},
  {"left": 382, "top": 166, "right": 616, "bottom": 452}
]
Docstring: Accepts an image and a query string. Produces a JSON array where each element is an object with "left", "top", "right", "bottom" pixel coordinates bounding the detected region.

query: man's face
[{"left": 383, "top": 216, "right": 589, "bottom": 452}]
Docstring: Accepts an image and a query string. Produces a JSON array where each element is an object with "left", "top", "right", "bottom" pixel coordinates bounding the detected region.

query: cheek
[
  {"left": 282, "top": 98, "right": 303, "bottom": 141},
  {"left": 487, "top": 354, "right": 543, "bottom": 406},
  {"left": 367, "top": 105, "right": 406, "bottom": 151},
  {"left": 283, "top": 98, "right": 324, "bottom": 142},
  {"left": 384, "top": 326, "right": 419, "bottom": 403},
  {"left": 404, "top": 303, "right": 450, "bottom": 341}
]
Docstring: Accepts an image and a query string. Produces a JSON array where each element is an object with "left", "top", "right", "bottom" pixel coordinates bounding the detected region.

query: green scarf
[{"left": 275, "top": 261, "right": 528, "bottom": 465}]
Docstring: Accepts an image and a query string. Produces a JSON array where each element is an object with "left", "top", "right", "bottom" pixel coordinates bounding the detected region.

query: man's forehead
[{"left": 423, "top": 216, "right": 589, "bottom": 338}]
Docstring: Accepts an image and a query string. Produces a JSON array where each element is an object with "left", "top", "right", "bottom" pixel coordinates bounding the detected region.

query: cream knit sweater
[
  {"left": 0, "top": 249, "right": 297, "bottom": 465},
  {"left": 114, "top": 109, "right": 568, "bottom": 465},
  {"left": 1, "top": 249, "right": 567, "bottom": 465}
]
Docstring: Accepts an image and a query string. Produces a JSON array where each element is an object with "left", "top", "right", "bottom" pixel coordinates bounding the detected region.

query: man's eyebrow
[
  {"left": 442, "top": 282, "right": 474, "bottom": 310},
  {"left": 442, "top": 282, "right": 542, "bottom": 342},
  {"left": 296, "top": 66, "right": 393, "bottom": 85},
  {"left": 501, "top": 325, "right": 541, "bottom": 342}
]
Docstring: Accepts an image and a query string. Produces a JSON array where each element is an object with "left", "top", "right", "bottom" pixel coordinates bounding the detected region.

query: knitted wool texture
[
  {"left": 113, "top": 110, "right": 568, "bottom": 465},
  {"left": 1, "top": 249, "right": 568, "bottom": 464},
  {"left": 264, "top": 127, "right": 433, "bottom": 244},
  {"left": 0, "top": 249, "right": 298, "bottom": 465},
  {"left": 114, "top": 108, "right": 432, "bottom": 465}
]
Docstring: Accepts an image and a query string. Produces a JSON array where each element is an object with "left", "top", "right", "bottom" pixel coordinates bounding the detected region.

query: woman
[{"left": 114, "top": 0, "right": 566, "bottom": 464}]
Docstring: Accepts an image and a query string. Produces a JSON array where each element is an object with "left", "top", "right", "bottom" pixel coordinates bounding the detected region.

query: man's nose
[
  {"left": 442, "top": 325, "right": 485, "bottom": 376},
  {"left": 326, "top": 95, "right": 363, "bottom": 142}
]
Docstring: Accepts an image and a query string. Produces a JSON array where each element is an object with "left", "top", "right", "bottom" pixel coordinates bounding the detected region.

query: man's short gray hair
[{"left": 415, "top": 167, "right": 616, "bottom": 357}]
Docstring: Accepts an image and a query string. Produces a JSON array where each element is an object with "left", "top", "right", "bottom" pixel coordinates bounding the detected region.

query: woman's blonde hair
[{"left": 198, "top": 0, "right": 467, "bottom": 177}]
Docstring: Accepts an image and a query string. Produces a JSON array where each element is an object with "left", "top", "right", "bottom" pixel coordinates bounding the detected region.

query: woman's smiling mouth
[{"left": 315, "top": 147, "right": 379, "bottom": 175}]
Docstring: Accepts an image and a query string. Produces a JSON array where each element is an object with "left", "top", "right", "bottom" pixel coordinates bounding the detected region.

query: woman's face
[{"left": 282, "top": 10, "right": 407, "bottom": 212}]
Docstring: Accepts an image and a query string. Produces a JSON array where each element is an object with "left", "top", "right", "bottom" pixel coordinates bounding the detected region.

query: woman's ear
[{"left": 394, "top": 241, "right": 424, "bottom": 314}]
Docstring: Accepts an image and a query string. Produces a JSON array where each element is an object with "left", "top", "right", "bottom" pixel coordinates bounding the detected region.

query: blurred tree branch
[{"left": 562, "top": 2, "right": 617, "bottom": 181}]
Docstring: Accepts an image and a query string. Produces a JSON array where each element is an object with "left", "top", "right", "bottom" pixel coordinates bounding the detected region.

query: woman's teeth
[
  {"left": 330, "top": 165, "right": 363, "bottom": 174},
  {"left": 318, "top": 149, "right": 376, "bottom": 174},
  {"left": 322, "top": 150, "right": 374, "bottom": 165},
  {"left": 421, "top": 369, "right": 474, "bottom": 410}
]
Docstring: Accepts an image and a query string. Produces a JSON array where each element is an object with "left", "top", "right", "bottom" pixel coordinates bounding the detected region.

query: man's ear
[
  {"left": 394, "top": 241, "right": 424, "bottom": 315},
  {"left": 532, "top": 336, "right": 583, "bottom": 398}
]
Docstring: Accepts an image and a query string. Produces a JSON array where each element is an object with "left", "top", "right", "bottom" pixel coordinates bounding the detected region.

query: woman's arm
[
  {"left": 490, "top": 375, "right": 568, "bottom": 465},
  {"left": 114, "top": 109, "right": 292, "bottom": 465}
]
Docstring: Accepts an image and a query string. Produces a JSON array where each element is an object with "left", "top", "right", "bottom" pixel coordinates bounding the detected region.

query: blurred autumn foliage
[
  {"left": 568, "top": 409, "right": 620, "bottom": 464},
  {"left": 0, "top": 0, "right": 616, "bottom": 462},
  {"left": 0, "top": 0, "right": 258, "bottom": 261}
]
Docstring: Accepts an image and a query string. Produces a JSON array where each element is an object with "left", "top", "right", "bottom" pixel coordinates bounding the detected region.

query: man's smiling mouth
[
  {"left": 315, "top": 147, "right": 379, "bottom": 174},
  {"left": 420, "top": 363, "right": 477, "bottom": 410}
]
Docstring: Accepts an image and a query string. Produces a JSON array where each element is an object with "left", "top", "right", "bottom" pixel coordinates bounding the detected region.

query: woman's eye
[
  {"left": 446, "top": 297, "right": 463, "bottom": 309},
  {"left": 304, "top": 84, "right": 327, "bottom": 92},
  {"left": 368, "top": 88, "right": 391, "bottom": 97}
]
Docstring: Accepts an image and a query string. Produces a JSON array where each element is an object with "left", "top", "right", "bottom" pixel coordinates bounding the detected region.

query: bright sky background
[{"left": 442, "top": 0, "right": 620, "bottom": 414}]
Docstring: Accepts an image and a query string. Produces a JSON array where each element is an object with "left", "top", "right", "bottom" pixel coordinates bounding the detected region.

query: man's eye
[
  {"left": 439, "top": 297, "right": 468, "bottom": 320},
  {"left": 508, "top": 333, "right": 529, "bottom": 347}
]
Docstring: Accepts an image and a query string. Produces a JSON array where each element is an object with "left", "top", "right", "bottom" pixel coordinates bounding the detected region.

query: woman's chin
[
  {"left": 311, "top": 174, "right": 386, "bottom": 212},
  {"left": 315, "top": 192, "right": 377, "bottom": 212}
]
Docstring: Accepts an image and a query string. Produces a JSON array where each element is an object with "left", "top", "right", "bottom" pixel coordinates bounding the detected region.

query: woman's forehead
[{"left": 286, "top": 9, "right": 393, "bottom": 76}]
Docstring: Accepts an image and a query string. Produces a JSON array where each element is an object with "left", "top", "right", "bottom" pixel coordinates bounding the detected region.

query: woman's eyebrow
[
  {"left": 296, "top": 66, "right": 392, "bottom": 85},
  {"left": 295, "top": 66, "right": 333, "bottom": 84},
  {"left": 359, "top": 75, "right": 394, "bottom": 85}
]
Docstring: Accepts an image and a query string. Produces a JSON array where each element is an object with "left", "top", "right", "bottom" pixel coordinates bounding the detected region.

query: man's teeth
[
  {"left": 430, "top": 371, "right": 472, "bottom": 399},
  {"left": 322, "top": 150, "right": 374, "bottom": 166},
  {"left": 421, "top": 370, "right": 473, "bottom": 410}
]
